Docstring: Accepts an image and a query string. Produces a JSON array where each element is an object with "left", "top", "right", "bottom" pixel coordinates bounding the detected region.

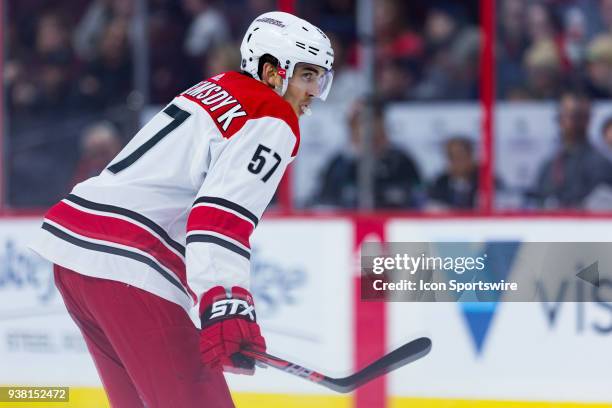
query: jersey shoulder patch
[{"left": 179, "top": 72, "right": 300, "bottom": 156}]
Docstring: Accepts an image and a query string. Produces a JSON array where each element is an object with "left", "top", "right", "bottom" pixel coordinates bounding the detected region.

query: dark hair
[
  {"left": 556, "top": 88, "right": 591, "bottom": 118},
  {"left": 257, "top": 54, "right": 279, "bottom": 79},
  {"left": 557, "top": 88, "right": 592, "bottom": 113},
  {"left": 347, "top": 98, "right": 387, "bottom": 127},
  {"left": 446, "top": 136, "right": 474, "bottom": 154}
]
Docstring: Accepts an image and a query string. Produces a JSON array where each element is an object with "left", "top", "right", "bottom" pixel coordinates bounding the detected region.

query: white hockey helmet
[{"left": 240, "top": 11, "right": 335, "bottom": 100}]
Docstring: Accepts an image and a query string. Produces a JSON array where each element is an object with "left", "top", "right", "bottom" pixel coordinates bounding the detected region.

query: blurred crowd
[
  {"left": 312, "top": 100, "right": 482, "bottom": 211},
  {"left": 319, "top": 91, "right": 612, "bottom": 212},
  {"left": 6, "top": 0, "right": 481, "bottom": 114},
  {"left": 6, "top": 0, "right": 278, "bottom": 113},
  {"left": 4, "top": 0, "right": 612, "bottom": 211},
  {"left": 4, "top": 0, "right": 481, "bottom": 208},
  {"left": 6, "top": 0, "right": 274, "bottom": 206},
  {"left": 309, "top": 0, "right": 481, "bottom": 102},
  {"left": 498, "top": 0, "right": 612, "bottom": 100},
  {"left": 527, "top": 90, "right": 612, "bottom": 209}
]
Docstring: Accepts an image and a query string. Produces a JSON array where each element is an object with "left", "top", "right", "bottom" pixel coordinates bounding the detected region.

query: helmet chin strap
[{"left": 281, "top": 77, "right": 289, "bottom": 96}]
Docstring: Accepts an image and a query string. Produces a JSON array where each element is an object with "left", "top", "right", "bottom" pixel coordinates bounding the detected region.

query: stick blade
[{"left": 326, "top": 337, "right": 432, "bottom": 393}]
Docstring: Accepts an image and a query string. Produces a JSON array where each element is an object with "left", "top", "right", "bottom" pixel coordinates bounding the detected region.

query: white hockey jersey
[{"left": 30, "top": 71, "right": 300, "bottom": 313}]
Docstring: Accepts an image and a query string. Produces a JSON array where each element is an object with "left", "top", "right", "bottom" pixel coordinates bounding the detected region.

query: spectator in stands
[
  {"left": 413, "top": 6, "right": 479, "bottom": 100},
  {"left": 11, "top": 12, "right": 76, "bottom": 114},
  {"left": 71, "top": 122, "right": 123, "bottom": 187},
  {"left": 34, "top": 13, "right": 76, "bottom": 110},
  {"left": 419, "top": 3, "right": 460, "bottom": 67},
  {"left": 37, "top": 57, "right": 76, "bottom": 113},
  {"left": 325, "top": 32, "right": 364, "bottom": 105},
  {"left": 428, "top": 137, "right": 479, "bottom": 210},
  {"left": 316, "top": 101, "right": 422, "bottom": 209},
  {"left": 523, "top": 39, "right": 563, "bottom": 99},
  {"left": 497, "top": 0, "right": 529, "bottom": 99},
  {"left": 529, "top": 90, "right": 612, "bottom": 208},
  {"left": 374, "top": 0, "right": 423, "bottom": 64},
  {"left": 182, "top": 0, "right": 229, "bottom": 58},
  {"left": 78, "top": 18, "right": 133, "bottom": 108},
  {"left": 149, "top": 1, "right": 192, "bottom": 103},
  {"left": 526, "top": 2, "right": 559, "bottom": 44},
  {"left": 74, "top": 0, "right": 135, "bottom": 61},
  {"left": 583, "top": 34, "right": 612, "bottom": 98},
  {"left": 204, "top": 43, "right": 241, "bottom": 78},
  {"left": 378, "top": 58, "right": 417, "bottom": 102},
  {"left": 562, "top": 6, "right": 588, "bottom": 69},
  {"left": 310, "top": 0, "right": 355, "bottom": 44},
  {"left": 36, "top": 12, "right": 73, "bottom": 64},
  {"left": 589, "top": 115, "right": 612, "bottom": 165},
  {"left": 595, "top": 0, "right": 612, "bottom": 35},
  {"left": 452, "top": 27, "right": 481, "bottom": 98},
  {"left": 496, "top": 0, "right": 612, "bottom": 102}
]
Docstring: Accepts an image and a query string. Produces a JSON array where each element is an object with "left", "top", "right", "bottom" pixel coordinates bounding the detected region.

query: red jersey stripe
[
  {"left": 46, "top": 201, "right": 193, "bottom": 298},
  {"left": 187, "top": 205, "right": 254, "bottom": 248}
]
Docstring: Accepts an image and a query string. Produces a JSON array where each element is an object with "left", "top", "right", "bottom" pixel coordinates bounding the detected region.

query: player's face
[{"left": 284, "top": 63, "right": 328, "bottom": 116}]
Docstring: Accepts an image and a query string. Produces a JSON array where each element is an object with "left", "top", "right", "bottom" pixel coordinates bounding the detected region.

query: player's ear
[{"left": 261, "top": 62, "right": 282, "bottom": 89}]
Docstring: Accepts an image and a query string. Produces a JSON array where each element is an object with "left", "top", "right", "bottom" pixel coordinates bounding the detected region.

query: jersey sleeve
[{"left": 185, "top": 116, "right": 297, "bottom": 304}]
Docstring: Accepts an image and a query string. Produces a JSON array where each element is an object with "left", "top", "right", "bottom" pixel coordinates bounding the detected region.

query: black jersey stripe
[
  {"left": 42, "top": 222, "right": 189, "bottom": 297},
  {"left": 186, "top": 233, "right": 251, "bottom": 260},
  {"left": 65, "top": 194, "right": 185, "bottom": 256},
  {"left": 192, "top": 196, "right": 258, "bottom": 226}
]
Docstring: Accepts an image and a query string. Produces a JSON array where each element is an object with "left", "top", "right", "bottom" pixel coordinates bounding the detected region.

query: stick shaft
[
  {"left": 242, "top": 337, "right": 432, "bottom": 393},
  {"left": 241, "top": 349, "right": 329, "bottom": 385}
]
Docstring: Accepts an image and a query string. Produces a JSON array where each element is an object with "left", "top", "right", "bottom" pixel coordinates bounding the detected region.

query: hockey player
[{"left": 30, "top": 11, "right": 334, "bottom": 407}]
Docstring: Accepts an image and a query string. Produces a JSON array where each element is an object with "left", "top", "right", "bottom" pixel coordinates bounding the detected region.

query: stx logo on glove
[
  {"left": 208, "top": 299, "right": 256, "bottom": 321},
  {"left": 199, "top": 286, "right": 266, "bottom": 374}
]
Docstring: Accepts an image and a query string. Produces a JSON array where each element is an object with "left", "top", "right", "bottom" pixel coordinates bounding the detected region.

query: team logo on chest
[{"left": 182, "top": 80, "right": 248, "bottom": 132}]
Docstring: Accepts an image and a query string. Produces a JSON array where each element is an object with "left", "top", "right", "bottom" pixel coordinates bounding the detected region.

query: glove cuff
[{"left": 199, "top": 286, "right": 257, "bottom": 329}]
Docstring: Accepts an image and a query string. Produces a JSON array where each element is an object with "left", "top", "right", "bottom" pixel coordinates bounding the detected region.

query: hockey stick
[{"left": 241, "top": 337, "right": 432, "bottom": 393}]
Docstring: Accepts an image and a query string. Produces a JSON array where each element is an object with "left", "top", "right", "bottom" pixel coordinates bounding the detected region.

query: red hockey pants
[{"left": 53, "top": 265, "right": 235, "bottom": 408}]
